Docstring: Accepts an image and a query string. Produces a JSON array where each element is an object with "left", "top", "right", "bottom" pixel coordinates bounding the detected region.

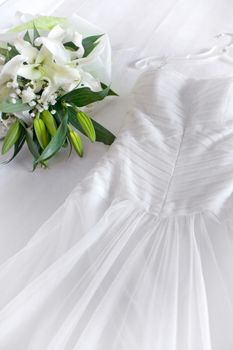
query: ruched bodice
[
  {"left": 111, "top": 67, "right": 233, "bottom": 217},
  {"left": 133, "top": 67, "right": 233, "bottom": 128}
]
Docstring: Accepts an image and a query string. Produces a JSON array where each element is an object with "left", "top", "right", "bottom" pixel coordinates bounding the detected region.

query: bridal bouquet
[{"left": 0, "top": 15, "right": 117, "bottom": 169}]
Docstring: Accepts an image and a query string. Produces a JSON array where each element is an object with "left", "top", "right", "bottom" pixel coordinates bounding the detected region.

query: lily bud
[
  {"left": 77, "top": 111, "right": 96, "bottom": 143},
  {"left": 2, "top": 120, "right": 21, "bottom": 154},
  {"left": 34, "top": 115, "right": 49, "bottom": 149},
  {"left": 41, "top": 110, "right": 57, "bottom": 136},
  {"left": 69, "top": 130, "right": 83, "bottom": 157}
]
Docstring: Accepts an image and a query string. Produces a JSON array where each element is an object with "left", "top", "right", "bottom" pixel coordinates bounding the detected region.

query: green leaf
[
  {"left": 91, "top": 118, "right": 116, "bottom": 145},
  {"left": 23, "top": 30, "right": 32, "bottom": 44},
  {"left": 64, "top": 41, "right": 79, "bottom": 51},
  {"left": 100, "top": 82, "right": 118, "bottom": 96},
  {"left": 53, "top": 102, "right": 63, "bottom": 124},
  {"left": 34, "top": 113, "right": 68, "bottom": 164},
  {"left": 5, "top": 128, "right": 26, "bottom": 163},
  {"left": 2, "top": 120, "right": 21, "bottom": 154},
  {"left": 25, "top": 129, "right": 48, "bottom": 170},
  {"left": 0, "top": 47, "right": 8, "bottom": 57},
  {"left": 17, "top": 76, "right": 31, "bottom": 87},
  {"left": 33, "top": 23, "right": 40, "bottom": 42},
  {"left": 0, "top": 43, "right": 20, "bottom": 62},
  {"left": 68, "top": 107, "right": 115, "bottom": 145},
  {"left": 82, "top": 34, "right": 103, "bottom": 57},
  {"left": 61, "top": 85, "right": 115, "bottom": 107},
  {"left": 6, "top": 44, "right": 19, "bottom": 62},
  {"left": 0, "top": 100, "right": 31, "bottom": 113},
  {"left": 26, "top": 129, "right": 40, "bottom": 159},
  {"left": 66, "top": 136, "right": 73, "bottom": 158},
  {"left": 10, "top": 16, "right": 66, "bottom": 32}
]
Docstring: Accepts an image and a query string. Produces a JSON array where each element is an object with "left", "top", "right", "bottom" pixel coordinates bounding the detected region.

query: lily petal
[
  {"left": 0, "top": 55, "right": 24, "bottom": 85},
  {"left": 48, "top": 25, "right": 65, "bottom": 41},
  {"left": 35, "top": 36, "right": 71, "bottom": 64},
  {"left": 40, "top": 82, "right": 57, "bottom": 103},
  {"left": 14, "top": 38, "right": 38, "bottom": 63},
  {"left": 18, "top": 64, "right": 42, "bottom": 80},
  {"left": 65, "top": 29, "right": 84, "bottom": 58}
]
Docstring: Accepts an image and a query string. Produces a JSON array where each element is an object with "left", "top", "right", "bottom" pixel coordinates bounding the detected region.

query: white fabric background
[{"left": 0, "top": 0, "right": 233, "bottom": 263}]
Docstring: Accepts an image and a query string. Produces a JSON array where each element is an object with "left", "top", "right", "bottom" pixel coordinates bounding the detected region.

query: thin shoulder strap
[{"left": 134, "top": 33, "right": 233, "bottom": 70}]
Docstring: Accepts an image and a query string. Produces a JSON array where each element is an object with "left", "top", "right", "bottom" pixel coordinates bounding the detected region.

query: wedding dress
[{"left": 1, "top": 44, "right": 233, "bottom": 350}]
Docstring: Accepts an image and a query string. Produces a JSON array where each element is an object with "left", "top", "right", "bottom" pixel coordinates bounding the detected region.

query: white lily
[
  {"left": 64, "top": 27, "right": 84, "bottom": 58},
  {"left": 47, "top": 24, "right": 85, "bottom": 58},
  {"left": 18, "top": 64, "right": 42, "bottom": 80},
  {"left": 0, "top": 43, "right": 81, "bottom": 103},
  {"left": 35, "top": 26, "right": 71, "bottom": 65},
  {"left": 14, "top": 37, "right": 38, "bottom": 63},
  {"left": 37, "top": 47, "right": 81, "bottom": 90},
  {"left": 46, "top": 25, "right": 66, "bottom": 41},
  {"left": 0, "top": 55, "right": 24, "bottom": 85}
]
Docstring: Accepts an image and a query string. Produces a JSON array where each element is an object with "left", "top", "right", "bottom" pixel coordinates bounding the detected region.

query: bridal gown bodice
[
  {"left": 1, "top": 63, "right": 233, "bottom": 350},
  {"left": 112, "top": 66, "right": 233, "bottom": 216}
]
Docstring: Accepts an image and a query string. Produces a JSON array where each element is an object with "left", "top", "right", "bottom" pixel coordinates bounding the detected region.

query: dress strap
[{"left": 134, "top": 33, "right": 233, "bottom": 70}]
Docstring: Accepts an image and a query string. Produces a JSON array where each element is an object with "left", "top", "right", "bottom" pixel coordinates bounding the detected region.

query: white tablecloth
[{"left": 0, "top": 0, "right": 233, "bottom": 263}]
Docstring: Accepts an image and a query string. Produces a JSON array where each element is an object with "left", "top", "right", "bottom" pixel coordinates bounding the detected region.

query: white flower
[
  {"left": 21, "top": 86, "right": 36, "bottom": 103},
  {"left": 18, "top": 64, "right": 42, "bottom": 80},
  {"left": 0, "top": 55, "right": 24, "bottom": 85},
  {"left": 35, "top": 35, "right": 70, "bottom": 65},
  {"left": 14, "top": 37, "right": 38, "bottom": 63},
  {"left": 63, "top": 27, "right": 84, "bottom": 58}
]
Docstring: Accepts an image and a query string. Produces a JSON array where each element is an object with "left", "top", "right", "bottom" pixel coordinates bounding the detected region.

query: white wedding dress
[{"left": 1, "top": 51, "right": 233, "bottom": 350}]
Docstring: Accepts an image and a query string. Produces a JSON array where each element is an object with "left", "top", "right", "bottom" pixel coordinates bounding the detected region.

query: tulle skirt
[{"left": 1, "top": 189, "right": 233, "bottom": 350}]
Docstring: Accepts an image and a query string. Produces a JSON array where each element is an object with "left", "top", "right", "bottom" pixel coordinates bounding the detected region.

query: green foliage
[
  {"left": 2, "top": 120, "right": 21, "bottom": 154},
  {"left": 33, "top": 23, "right": 40, "bottom": 42},
  {"left": 64, "top": 41, "right": 79, "bottom": 51},
  {"left": 68, "top": 107, "right": 115, "bottom": 145},
  {"left": 82, "top": 34, "right": 103, "bottom": 57},
  {"left": 23, "top": 30, "right": 32, "bottom": 44},
  {"left": 61, "top": 85, "right": 117, "bottom": 107},
  {"left": 0, "top": 43, "right": 20, "bottom": 63},
  {"left": 34, "top": 113, "right": 68, "bottom": 166},
  {"left": 34, "top": 117, "right": 50, "bottom": 149},
  {"left": 0, "top": 100, "right": 31, "bottom": 113},
  {"left": 42, "top": 111, "right": 57, "bottom": 136},
  {"left": 4, "top": 129, "right": 26, "bottom": 163}
]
